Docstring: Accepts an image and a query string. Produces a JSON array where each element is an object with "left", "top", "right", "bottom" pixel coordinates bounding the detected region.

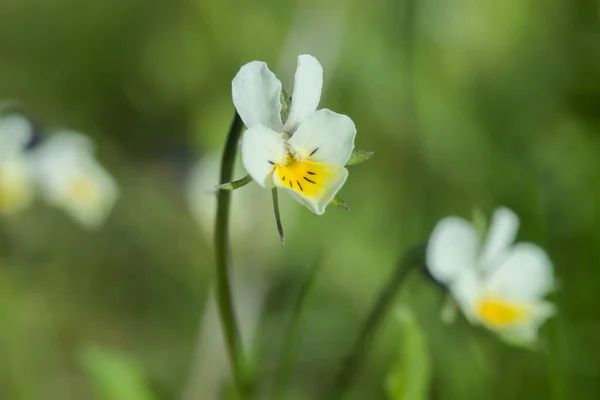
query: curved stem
[
  {"left": 326, "top": 243, "right": 426, "bottom": 399},
  {"left": 214, "top": 112, "right": 246, "bottom": 396}
]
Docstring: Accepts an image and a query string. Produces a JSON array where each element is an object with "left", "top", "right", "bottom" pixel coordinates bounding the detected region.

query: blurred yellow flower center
[
  {"left": 476, "top": 297, "right": 529, "bottom": 328},
  {"left": 273, "top": 158, "right": 336, "bottom": 199},
  {"left": 68, "top": 178, "right": 98, "bottom": 204},
  {"left": 0, "top": 180, "right": 28, "bottom": 213}
]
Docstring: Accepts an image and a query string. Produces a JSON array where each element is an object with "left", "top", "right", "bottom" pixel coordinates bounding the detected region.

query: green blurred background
[{"left": 1, "top": 0, "right": 599, "bottom": 399}]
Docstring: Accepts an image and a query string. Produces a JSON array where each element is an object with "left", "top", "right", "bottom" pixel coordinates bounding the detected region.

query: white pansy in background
[
  {"left": 232, "top": 54, "right": 357, "bottom": 215},
  {"left": 426, "top": 207, "right": 556, "bottom": 344},
  {"left": 187, "top": 154, "right": 262, "bottom": 242},
  {"left": 33, "top": 132, "right": 118, "bottom": 229},
  {"left": 0, "top": 115, "right": 35, "bottom": 215}
]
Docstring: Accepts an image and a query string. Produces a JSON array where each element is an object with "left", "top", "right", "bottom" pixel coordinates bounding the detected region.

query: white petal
[
  {"left": 426, "top": 217, "right": 480, "bottom": 285},
  {"left": 38, "top": 131, "right": 95, "bottom": 156},
  {"left": 0, "top": 115, "right": 32, "bottom": 155},
  {"left": 241, "top": 126, "right": 286, "bottom": 188},
  {"left": 287, "top": 109, "right": 355, "bottom": 166},
  {"left": 274, "top": 163, "right": 348, "bottom": 215},
  {"left": 499, "top": 301, "right": 556, "bottom": 343},
  {"left": 449, "top": 269, "right": 482, "bottom": 323},
  {"left": 33, "top": 133, "right": 118, "bottom": 229},
  {"left": 64, "top": 159, "right": 119, "bottom": 229},
  {"left": 479, "top": 207, "right": 519, "bottom": 270},
  {"left": 484, "top": 243, "right": 554, "bottom": 301},
  {"left": 232, "top": 61, "right": 283, "bottom": 131},
  {"left": 283, "top": 54, "right": 323, "bottom": 133}
]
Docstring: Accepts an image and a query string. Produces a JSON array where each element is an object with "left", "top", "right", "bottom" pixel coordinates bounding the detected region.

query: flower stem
[
  {"left": 326, "top": 243, "right": 426, "bottom": 399},
  {"left": 214, "top": 112, "right": 246, "bottom": 397}
]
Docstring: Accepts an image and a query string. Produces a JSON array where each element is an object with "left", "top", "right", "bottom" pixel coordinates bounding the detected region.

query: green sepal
[
  {"left": 346, "top": 149, "right": 375, "bottom": 166},
  {"left": 272, "top": 188, "right": 285, "bottom": 246},
  {"left": 330, "top": 195, "right": 351, "bottom": 211},
  {"left": 215, "top": 174, "right": 253, "bottom": 191},
  {"left": 280, "top": 88, "right": 291, "bottom": 124}
]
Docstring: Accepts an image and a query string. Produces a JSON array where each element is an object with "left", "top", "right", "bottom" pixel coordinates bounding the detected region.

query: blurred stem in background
[
  {"left": 272, "top": 252, "right": 323, "bottom": 399},
  {"left": 214, "top": 112, "right": 248, "bottom": 398},
  {"left": 326, "top": 243, "right": 427, "bottom": 399}
]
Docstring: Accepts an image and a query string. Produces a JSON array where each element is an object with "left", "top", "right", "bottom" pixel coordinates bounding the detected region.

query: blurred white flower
[
  {"left": 187, "top": 154, "right": 258, "bottom": 242},
  {"left": 232, "top": 54, "right": 356, "bottom": 215},
  {"left": 427, "top": 207, "right": 556, "bottom": 344},
  {"left": 0, "top": 115, "right": 35, "bottom": 215},
  {"left": 33, "top": 132, "right": 118, "bottom": 229}
]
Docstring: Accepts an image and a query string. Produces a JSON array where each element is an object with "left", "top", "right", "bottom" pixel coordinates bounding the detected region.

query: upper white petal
[
  {"left": 479, "top": 207, "right": 519, "bottom": 270},
  {"left": 287, "top": 109, "right": 355, "bottom": 166},
  {"left": 426, "top": 217, "right": 480, "bottom": 285},
  {"left": 484, "top": 243, "right": 554, "bottom": 302},
  {"left": 0, "top": 115, "right": 32, "bottom": 155},
  {"left": 241, "top": 126, "right": 286, "bottom": 188},
  {"left": 283, "top": 54, "right": 323, "bottom": 133},
  {"left": 232, "top": 61, "right": 284, "bottom": 132},
  {"left": 37, "top": 130, "right": 95, "bottom": 156}
]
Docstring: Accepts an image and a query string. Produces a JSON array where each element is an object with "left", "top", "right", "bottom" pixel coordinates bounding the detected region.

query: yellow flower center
[
  {"left": 475, "top": 296, "right": 530, "bottom": 328},
  {"left": 68, "top": 178, "right": 98, "bottom": 205},
  {"left": 273, "top": 154, "right": 337, "bottom": 199},
  {"left": 0, "top": 179, "right": 28, "bottom": 213}
]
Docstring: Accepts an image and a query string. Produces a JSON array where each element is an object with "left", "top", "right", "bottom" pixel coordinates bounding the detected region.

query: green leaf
[
  {"left": 272, "top": 188, "right": 285, "bottom": 246},
  {"left": 79, "top": 345, "right": 157, "bottom": 400},
  {"left": 385, "top": 307, "right": 431, "bottom": 400},
  {"left": 346, "top": 150, "right": 375, "bottom": 166},
  {"left": 216, "top": 174, "right": 253, "bottom": 190},
  {"left": 330, "top": 195, "right": 351, "bottom": 211}
]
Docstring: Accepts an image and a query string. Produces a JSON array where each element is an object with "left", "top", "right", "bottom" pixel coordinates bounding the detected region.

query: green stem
[
  {"left": 273, "top": 253, "right": 322, "bottom": 399},
  {"left": 326, "top": 243, "right": 426, "bottom": 399},
  {"left": 214, "top": 112, "right": 246, "bottom": 397}
]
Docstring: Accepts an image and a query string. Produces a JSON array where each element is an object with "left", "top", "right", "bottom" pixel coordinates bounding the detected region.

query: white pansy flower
[
  {"left": 427, "top": 207, "right": 556, "bottom": 343},
  {"left": 33, "top": 132, "right": 118, "bottom": 229},
  {"left": 232, "top": 54, "right": 356, "bottom": 215},
  {"left": 0, "top": 115, "right": 35, "bottom": 215}
]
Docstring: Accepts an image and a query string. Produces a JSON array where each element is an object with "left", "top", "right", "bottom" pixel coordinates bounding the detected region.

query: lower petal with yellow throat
[{"left": 273, "top": 160, "right": 348, "bottom": 214}]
